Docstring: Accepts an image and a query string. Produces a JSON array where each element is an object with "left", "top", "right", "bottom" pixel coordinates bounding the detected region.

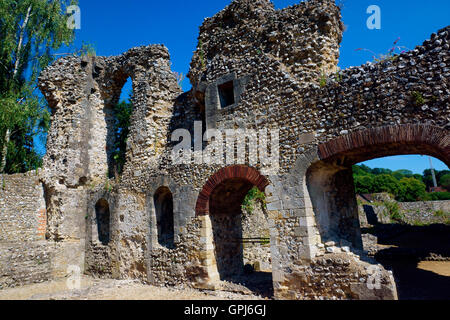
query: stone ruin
[{"left": 1, "top": 0, "right": 449, "bottom": 300}]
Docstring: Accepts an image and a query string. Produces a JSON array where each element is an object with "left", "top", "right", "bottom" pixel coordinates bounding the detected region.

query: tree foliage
[
  {"left": 242, "top": 186, "right": 266, "bottom": 215},
  {"left": 353, "top": 164, "right": 449, "bottom": 202},
  {"left": 112, "top": 99, "right": 133, "bottom": 175},
  {"left": 440, "top": 173, "right": 450, "bottom": 191},
  {"left": 0, "top": 0, "right": 77, "bottom": 173}
]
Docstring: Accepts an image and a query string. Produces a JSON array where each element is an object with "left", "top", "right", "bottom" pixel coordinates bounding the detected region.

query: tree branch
[{"left": 13, "top": 5, "right": 32, "bottom": 79}]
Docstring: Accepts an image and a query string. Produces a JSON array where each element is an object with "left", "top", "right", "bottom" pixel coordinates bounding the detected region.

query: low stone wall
[
  {"left": 359, "top": 194, "right": 450, "bottom": 226},
  {"left": 398, "top": 200, "right": 450, "bottom": 224},
  {"left": 0, "top": 172, "right": 55, "bottom": 289},
  {"left": 0, "top": 242, "right": 54, "bottom": 290},
  {"left": 0, "top": 172, "right": 47, "bottom": 242},
  {"left": 275, "top": 252, "right": 398, "bottom": 300}
]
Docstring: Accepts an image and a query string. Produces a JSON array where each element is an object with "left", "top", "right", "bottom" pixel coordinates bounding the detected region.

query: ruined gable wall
[{"left": 37, "top": 45, "right": 182, "bottom": 281}]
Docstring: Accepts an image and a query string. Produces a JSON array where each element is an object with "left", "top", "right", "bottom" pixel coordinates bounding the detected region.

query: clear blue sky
[{"left": 46, "top": 0, "right": 450, "bottom": 174}]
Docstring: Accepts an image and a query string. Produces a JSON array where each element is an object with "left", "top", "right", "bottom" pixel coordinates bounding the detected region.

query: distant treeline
[{"left": 353, "top": 164, "right": 450, "bottom": 202}]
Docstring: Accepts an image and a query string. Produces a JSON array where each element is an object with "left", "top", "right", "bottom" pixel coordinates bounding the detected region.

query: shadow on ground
[
  {"left": 364, "top": 223, "right": 450, "bottom": 300},
  {"left": 220, "top": 271, "right": 274, "bottom": 299}
]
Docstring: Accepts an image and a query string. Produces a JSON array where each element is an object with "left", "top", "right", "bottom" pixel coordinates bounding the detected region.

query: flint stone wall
[
  {"left": 10, "top": 0, "right": 448, "bottom": 300},
  {"left": 0, "top": 172, "right": 54, "bottom": 289},
  {"left": 358, "top": 193, "right": 450, "bottom": 226}
]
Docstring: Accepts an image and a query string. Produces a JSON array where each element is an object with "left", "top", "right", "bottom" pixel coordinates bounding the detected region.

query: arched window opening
[
  {"left": 111, "top": 76, "right": 133, "bottom": 177},
  {"left": 95, "top": 199, "right": 110, "bottom": 245},
  {"left": 154, "top": 187, "right": 174, "bottom": 248}
]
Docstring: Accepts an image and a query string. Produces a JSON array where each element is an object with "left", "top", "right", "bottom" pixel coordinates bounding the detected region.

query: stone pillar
[
  {"left": 195, "top": 215, "right": 220, "bottom": 289},
  {"left": 120, "top": 48, "right": 182, "bottom": 187}
]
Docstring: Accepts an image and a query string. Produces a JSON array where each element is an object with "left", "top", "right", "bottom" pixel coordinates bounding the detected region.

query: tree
[
  {"left": 397, "top": 177, "right": 427, "bottom": 202},
  {"left": 392, "top": 169, "right": 413, "bottom": 180},
  {"left": 371, "top": 168, "right": 392, "bottom": 175},
  {"left": 0, "top": 0, "right": 77, "bottom": 173},
  {"left": 372, "top": 174, "right": 401, "bottom": 195},
  {"left": 112, "top": 99, "right": 133, "bottom": 175},
  {"left": 354, "top": 175, "right": 375, "bottom": 194},
  {"left": 423, "top": 169, "right": 450, "bottom": 190},
  {"left": 352, "top": 165, "right": 372, "bottom": 177},
  {"left": 440, "top": 173, "right": 450, "bottom": 191}
]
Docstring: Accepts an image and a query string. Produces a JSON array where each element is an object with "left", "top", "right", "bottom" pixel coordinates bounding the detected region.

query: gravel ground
[{"left": 0, "top": 276, "right": 270, "bottom": 300}]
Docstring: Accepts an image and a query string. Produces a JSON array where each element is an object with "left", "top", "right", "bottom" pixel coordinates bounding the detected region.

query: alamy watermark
[
  {"left": 171, "top": 122, "right": 280, "bottom": 175},
  {"left": 66, "top": 265, "right": 81, "bottom": 290},
  {"left": 67, "top": 5, "right": 81, "bottom": 30},
  {"left": 366, "top": 265, "right": 382, "bottom": 290},
  {"left": 366, "top": 5, "right": 381, "bottom": 30}
]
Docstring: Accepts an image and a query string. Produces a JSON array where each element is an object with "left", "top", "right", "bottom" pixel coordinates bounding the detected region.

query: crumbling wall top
[{"left": 188, "top": 0, "right": 344, "bottom": 90}]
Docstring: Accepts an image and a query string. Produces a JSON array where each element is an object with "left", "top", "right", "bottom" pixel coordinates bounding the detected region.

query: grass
[
  {"left": 319, "top": 71, "right": 327, "bottom": 88},
  {"left": 433, "top": 210, "right": 449, "bottom": 218},
  {"left": 383, "top": 200, "right": 404, "bottom": 222}
]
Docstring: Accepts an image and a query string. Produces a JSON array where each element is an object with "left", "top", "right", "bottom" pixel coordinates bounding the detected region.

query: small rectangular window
[{"left": 218, "top": 81, "right": 235, "bottom": 108}]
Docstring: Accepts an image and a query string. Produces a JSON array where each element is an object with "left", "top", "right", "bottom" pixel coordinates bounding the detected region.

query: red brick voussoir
[{"left": 195, "top": 165, "right": 270, "bottom": 216}]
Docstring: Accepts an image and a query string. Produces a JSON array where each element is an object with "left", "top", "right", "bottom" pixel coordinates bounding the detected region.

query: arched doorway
[
  {"left": 195, "top": 165, "right": 272, "bottom": 296},
  {"left": 307, "top": 124, "right": 449, "bottom": 299}
]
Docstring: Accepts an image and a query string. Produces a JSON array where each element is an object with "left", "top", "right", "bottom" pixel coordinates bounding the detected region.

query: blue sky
[{"left": 51, "top": 0, "right": 449, "bottom": 174}]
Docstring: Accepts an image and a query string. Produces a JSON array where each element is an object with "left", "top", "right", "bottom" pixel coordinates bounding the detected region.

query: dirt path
[
  {"left": 0, "top": 276, "right": 268, "bottom": 300},
  {"left": 417, "top": 261, "right": 450, "bottom": 277}
]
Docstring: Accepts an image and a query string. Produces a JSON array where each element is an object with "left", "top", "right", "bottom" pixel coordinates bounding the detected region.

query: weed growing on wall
[
  {"left": 242, "top": 187, "right": 266, "bottom": 215},
  {"left": 355, "top": 38, "right": 408, "bottom": 63},
  {"left": 411, "top": 91, "right": 425, "bottom": 106}
]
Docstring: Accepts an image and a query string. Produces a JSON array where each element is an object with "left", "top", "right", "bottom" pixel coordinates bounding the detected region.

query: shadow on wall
[
  {"left": 209, "top": 178, "right": 253, "bottom": 279},
  {"left": 306, "top": 161, "right": 363, "bottom": 249}
]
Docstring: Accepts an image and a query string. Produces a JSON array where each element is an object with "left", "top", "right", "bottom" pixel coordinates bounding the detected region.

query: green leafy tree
[
  {"left": 423, "top": 169, "right": 450, "bottom": 190},
  {"left": 352, "top": 165, "right": 372, "bottom": 177},
  {"left": 354, "top": 175, "right": 375, "bottom": 194},
  {"left": 372, "top": 174, "right": 401, "bottom": 195},
  {"left": 392, "top": 169, "right": 413, "bottom": 180},
  {"left": 112, "top": 99, "right": 133, "bottom": 175},
  {"left": 0, "top": 0, "right": 77, "bottom": 173},
  {"left": 440, "top": 173, "right": 450, "bottom": 191},
  {"left": 371, "top": 168, "right": 392, "bottom": 175},
  {"left": 397, "top": 177, "right": 427, "bottom": 202},
  {"left": 242, "top": 186, "right": 266, "bottom": 215},
  {"left": 353, "top": 164, "right": 449, "bottom": 202}
]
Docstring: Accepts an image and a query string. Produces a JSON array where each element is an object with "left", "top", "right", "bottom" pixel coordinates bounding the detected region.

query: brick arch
[
  {"left": 318, "top": 124, "right": 450, "bottom": 167},
  {"left": 195, "top": 165, "right": 270, "bottom": 216}
]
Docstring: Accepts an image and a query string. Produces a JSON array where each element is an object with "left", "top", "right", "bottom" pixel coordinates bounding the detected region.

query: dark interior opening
[
  {"left": 154, "top": 187, "right": 175, "bottom": 248},
  {"left": 209, "top": 178, "right": 273, "bottom": 298},
  {"left": 95, "top": 199, "right": 110, "bottom": 245},
  {"left": 218, "top": 81, "right": 235, "bottom": 108}
]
